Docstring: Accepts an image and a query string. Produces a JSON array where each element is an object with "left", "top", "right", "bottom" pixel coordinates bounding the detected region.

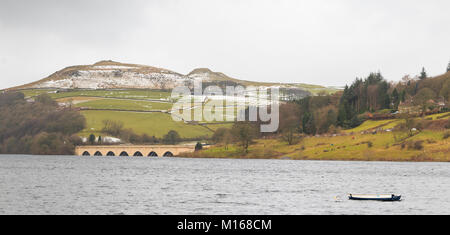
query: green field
[
  {"left": 80, "top": 110, "right": 213, "bottom": 139},
  {"left": 21, "top": 89, "right": 57, "bottom": 98},
  {"left": 427, "top": 112, "right": 450, "bottom": 120},
  {"left": 18, "top": 89, "right": 221, "bottom": 139},
  {"left": 343, "top": 112, "right": 450, "bottom": 133},
  {"left": 20, "top": 89, "right": 172, "bottom": 100},
  {"left": 77, "top": 103, "right": 233, "bottom": 139},
  {"left": 203, "top": 123, "right": 234, "bottom": 131},
  {"left": 343, "top": 119, "right": 396, "bottom": 133},
  {"left": 74, "top": 98, "right": 173, "bottom": 111}
]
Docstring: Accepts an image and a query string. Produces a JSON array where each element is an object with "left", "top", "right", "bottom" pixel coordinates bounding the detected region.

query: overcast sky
[{"left": 0, "top": 0, "right": 449, "bottom": 89}]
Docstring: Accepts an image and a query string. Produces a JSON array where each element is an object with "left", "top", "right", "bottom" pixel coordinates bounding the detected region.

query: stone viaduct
[{"left": 75, "top": 145, "right": 195, "bottom": 157}]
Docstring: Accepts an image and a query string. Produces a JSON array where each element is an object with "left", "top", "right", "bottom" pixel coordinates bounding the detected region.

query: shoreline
[
  {"left": 176, "top": 155, "right": 450, "bottom": 163},
  {"left": 1, "top": 153, "right": 449, "bottom": 163}
]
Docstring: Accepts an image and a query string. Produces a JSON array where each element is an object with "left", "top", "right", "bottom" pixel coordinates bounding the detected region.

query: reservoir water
[{"left": 0, "top": 154, "right": 449, "bottom": 215}]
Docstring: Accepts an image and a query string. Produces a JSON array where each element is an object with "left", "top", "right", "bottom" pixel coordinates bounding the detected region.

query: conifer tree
[
  {"left": 420, "top": 67, "right": 428, "bottom": 80},
  {"left": 89, "top": 134, "right": 96, "bottom": 145},
  {"left": 392, "top": 88, "right": 400, "bottom": 110}
]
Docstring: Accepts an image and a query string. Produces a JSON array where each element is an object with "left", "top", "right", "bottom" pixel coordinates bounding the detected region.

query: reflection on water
[{"left": 0, "top": 155, "right": 449, "bottom": 215}]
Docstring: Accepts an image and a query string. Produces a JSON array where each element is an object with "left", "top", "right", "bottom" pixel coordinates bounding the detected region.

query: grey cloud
[
  {"left": 0, "top": 0, "right": 150, "bottom": 44},
  {"left": 0, "top": 0, "right": 449, "bottom": 89}
]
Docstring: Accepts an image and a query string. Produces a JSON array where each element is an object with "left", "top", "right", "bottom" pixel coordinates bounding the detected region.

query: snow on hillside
[
  {"left": 188, "top": 72, "right": 213, "bottom": 82},
  {"left": 16, "top": 61, "right": 337, "bottom": 98},
  {"left": 30, "top": 64, "right": 194, "bottom": 89},
  {"left": 91, "top": 65, "right": 138, "bottom": 70}
]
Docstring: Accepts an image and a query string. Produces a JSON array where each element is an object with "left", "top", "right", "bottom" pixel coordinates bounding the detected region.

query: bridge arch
[
  {"left": 163, "top": 151, "right": 174, "bottom": 157},
  {"left": 148, "top": 151, "right": 158, "bottom": 157},
  {"left": 76, "top": 145, "right": 195, "bottom": 158},
  {"left": 133, "top": 151, "right": 143, "bottom": 157}
]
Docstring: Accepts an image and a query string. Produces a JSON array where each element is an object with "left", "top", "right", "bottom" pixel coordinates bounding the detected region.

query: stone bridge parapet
[{"left": 75, "top": 145, "right": 195, "bottom": 157}]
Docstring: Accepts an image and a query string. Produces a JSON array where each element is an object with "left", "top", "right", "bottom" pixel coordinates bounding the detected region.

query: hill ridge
[{"left": 7, "top": 60, "right": 337, "bottom": 96}]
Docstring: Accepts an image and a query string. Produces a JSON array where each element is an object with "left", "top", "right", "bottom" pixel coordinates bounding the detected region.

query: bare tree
[{"left": 231, "top": 122, "right": 258, "bottom": 153}]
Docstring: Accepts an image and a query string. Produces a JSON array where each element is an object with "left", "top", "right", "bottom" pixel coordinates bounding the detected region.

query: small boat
[{"left": 348, "top": 194, "right": 402, "bottom": 202}]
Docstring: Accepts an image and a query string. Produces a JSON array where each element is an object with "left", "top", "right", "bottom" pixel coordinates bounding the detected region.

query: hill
[
  {"left": 10, "top": 60, "right": 190, "bottom": 90},
  {"left": 8, "top": 60, "right": 338, "bottom": 95}
]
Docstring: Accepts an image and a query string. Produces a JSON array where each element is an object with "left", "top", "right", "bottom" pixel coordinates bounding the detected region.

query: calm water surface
[{"left": 0, "top": 155, "right": 449, "bottom": 215}]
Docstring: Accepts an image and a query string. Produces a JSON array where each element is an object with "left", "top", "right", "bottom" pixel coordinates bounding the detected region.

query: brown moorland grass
[{"left": 183, "top": 111, "right": 450, "bottom": 162}]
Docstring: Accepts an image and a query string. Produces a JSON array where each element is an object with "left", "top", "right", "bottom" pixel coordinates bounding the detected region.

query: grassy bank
[
  {"left": 185, "top": 130, "right": 450, "bottom": 162},
  {"left": 184, "top": 113, "right": 450, "bottom": 162}
]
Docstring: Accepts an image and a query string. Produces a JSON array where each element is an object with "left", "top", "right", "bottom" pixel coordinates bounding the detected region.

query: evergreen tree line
[
  {"left": 283, "top": 70, "right": 450, "bottom": 134},
  {"left": 337, "top": 72, "right": 392, "bottom": 128}
]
